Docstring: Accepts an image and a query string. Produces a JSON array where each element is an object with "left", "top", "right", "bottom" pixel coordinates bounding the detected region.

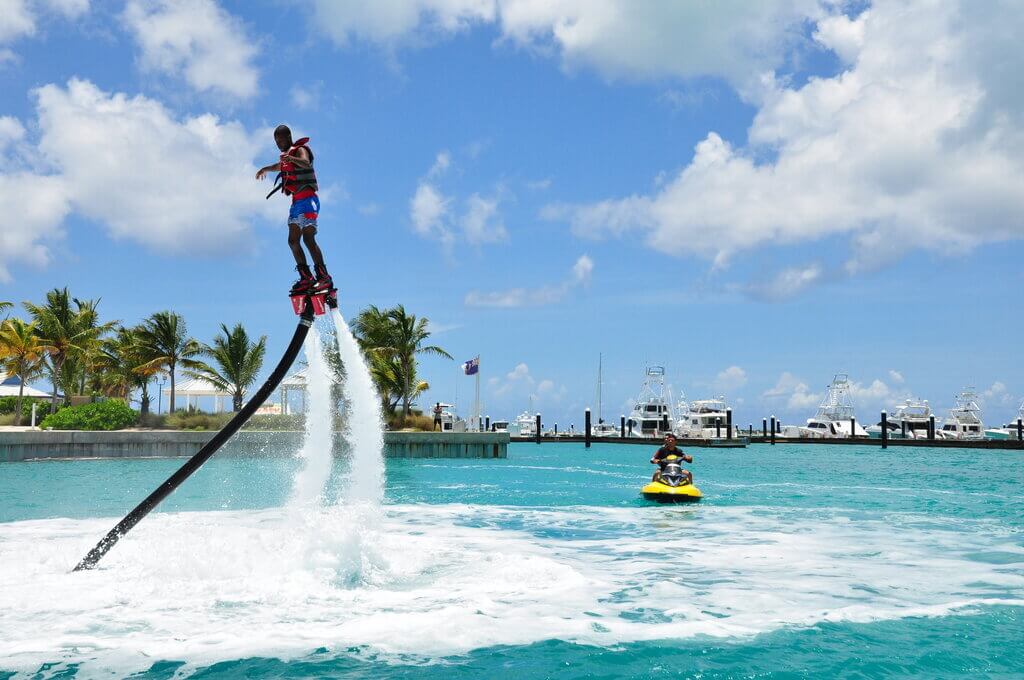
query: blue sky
[{"left": 2, "top": 0, "right": 1022, "bottom": 426}]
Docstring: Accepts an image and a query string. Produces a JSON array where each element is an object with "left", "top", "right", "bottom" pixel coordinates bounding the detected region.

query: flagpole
[{"left": 474, "top": 355, "right": 481, "bottom": 431}]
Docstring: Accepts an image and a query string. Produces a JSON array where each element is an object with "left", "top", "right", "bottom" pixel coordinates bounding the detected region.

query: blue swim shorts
[{"left": 288, "top": 195, "right": 320, "bottom": 229}]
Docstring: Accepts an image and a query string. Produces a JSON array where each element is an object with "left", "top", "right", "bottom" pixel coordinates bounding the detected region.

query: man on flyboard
[{"left": 256, "top": 124, "right": 333, "bottom": 298}]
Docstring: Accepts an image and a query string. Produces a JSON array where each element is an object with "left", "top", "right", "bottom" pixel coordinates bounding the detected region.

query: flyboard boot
[
  {"left": 289, "top": 264, "right": 317, "bottom": 315},
  {"left": 313, "top": 263, "right": 338, "bottom": 310}
]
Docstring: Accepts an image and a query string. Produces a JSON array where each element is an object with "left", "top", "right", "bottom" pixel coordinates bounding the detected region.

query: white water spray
[
  {"left": 330, "top": 308, "right": 385, "bottom": 504},
  {"left": 289, "top": 331, "right": 335, "bottom": 506}
]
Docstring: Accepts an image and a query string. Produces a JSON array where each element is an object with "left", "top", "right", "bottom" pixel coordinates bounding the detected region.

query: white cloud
[
  {"left": 309, "top": 0, "right": 496, "bottom": 47},
  {"left": 888, "top": 370, "right": 904, "bottom": 385},
  {"left": 741, "top": 264, "right": 823, "bottom": 301},
  {"left": 123, "top": 0, "right": 259, "bottom": 99},
  {"left": 0, "top": 79, "right": 275, "bottom": 280},
  {"left": 762, "top": 371, "right": 821, "bottom": 412},
  {"left": 358, "top": 202, "right": 381, "bottom": 216},
  {"left": 409, "top": 150, "right": 508, "bottom": 249},
  {"left": 309, "top": 1, "right": 821, "bottom": 88},
  {"left": 410, "top": 182, "right": 452, "bottom": 244},
  {"left": 0, "top": 0, "right": 87, "bottom": 44},
  {"left": 460, "top": 193, "right": 508, "bottom": 244},
  {"left": 290, "top": 81, "right": 323, "bottom": 111},
  {"left": 544, "top": 1, "right": 1024, "bottom": 295},
  {"left": 715, "top": 365, "right": 747, "bottom": 392},
  {"left": 465, "top": 254, "right": 593, "bottom": 307},
  {"left": 493, "top": 362, "right": 534, "bottom": 396}
]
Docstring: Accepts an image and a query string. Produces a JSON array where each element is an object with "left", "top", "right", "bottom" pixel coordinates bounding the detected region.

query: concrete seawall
[{"left": 0, "top": 430, "right": 508, "bottom": 462}]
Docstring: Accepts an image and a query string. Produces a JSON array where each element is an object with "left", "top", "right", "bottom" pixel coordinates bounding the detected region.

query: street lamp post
[{"left": 158, "top": 376, "right": 166, "bottom": 414}]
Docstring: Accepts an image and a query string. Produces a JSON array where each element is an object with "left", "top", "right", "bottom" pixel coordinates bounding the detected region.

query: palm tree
[
  {"left": 186, "top": 323, "right": 266, "bottom": 411},
  {"left": 24, "top": 289, "right": 114, "bottom": 413},
  {"left": 136, "top": 311, "right": 202, "bottom": 413},
  {"left": 0, "top": 319, "right": 44, "bottom": 426},
  {"left": 0, "top": 301, "right": 12, "bottom": 320},
  {"left": 388, "top": 306, "right": 451, "bottom": 417},
  {"left": 93, "top": 325, "right": 160, "bottom": 413}
]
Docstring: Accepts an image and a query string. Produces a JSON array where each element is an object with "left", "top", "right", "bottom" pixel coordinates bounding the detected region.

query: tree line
[{"left": 0, "top": 292, "right": 449, "bottom": 427}]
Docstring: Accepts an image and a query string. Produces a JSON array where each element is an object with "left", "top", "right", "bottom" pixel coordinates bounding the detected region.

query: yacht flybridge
[
  {"left": 937, "top": 388, "right": 985, "bottom": 440},
  {"left": 676, "top": 397, "right": 737, "bottom": 439},
  {"left": 800, "top": 374, "right": 869, "bottom": 438},
  {"left": 626, "top": 366, "right": 675, "bottom": 438},
  {"left": 867, "top": 397, "right": 933, "bottom": 439}
]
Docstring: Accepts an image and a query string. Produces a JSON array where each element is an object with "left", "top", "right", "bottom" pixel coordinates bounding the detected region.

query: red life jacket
[{"left": 280, "top": 137, "right": 318, "bottom": 200}]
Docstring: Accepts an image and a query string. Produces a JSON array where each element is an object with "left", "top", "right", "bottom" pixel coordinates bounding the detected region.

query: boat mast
[{"left": 597, "top": 353, "right": 603, "bottom": 423}]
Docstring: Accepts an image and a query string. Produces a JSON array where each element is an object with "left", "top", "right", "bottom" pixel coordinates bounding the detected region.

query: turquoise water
[{"left": 1, "top": 442, "right": 1022, "bottom": 678}]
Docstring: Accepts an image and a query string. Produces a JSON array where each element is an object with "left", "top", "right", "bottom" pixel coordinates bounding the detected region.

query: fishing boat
[
  {"left": 937, "top": 388, "right": 985, "bottom": 440},
  {"left": 866, "top": 397, "right": 933, "bottom": 439},
  {"left": 985, "top": 400, "right": 1024, "bottom": 440},
  {"left": 799, "top": 374, "right": 869, "bottom": 438},
  {"left": 626, "top": 366, "right": 675, "bottom": 438}
]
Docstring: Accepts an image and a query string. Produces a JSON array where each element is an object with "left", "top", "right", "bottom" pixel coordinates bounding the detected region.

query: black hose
[{"left": 73, "top": 307, "right": 315, "bottom": 571}]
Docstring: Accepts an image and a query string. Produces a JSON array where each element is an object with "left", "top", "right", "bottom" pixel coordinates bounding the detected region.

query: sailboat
[{"left": 592, "top": 354, "right": 619, "bottom": 438}]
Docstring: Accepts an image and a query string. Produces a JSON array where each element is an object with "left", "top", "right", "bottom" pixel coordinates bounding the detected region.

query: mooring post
[
  {"left": 715, "top": 417, "right": 721, "bottom": 438},
  {"left": 851, "top": 417, "right": 856, "bottom": 439},
  {"left": 929, "top": 415, "right": 935, "bottom": 440},
  {"left": 485, "top": 415, "right": 490, "bottom": 432},
  {"left": 901, "top": 420, "right": 907, "bottom": 438},
  {"left": 620, "top": 415, "right": 626, "bottom": 438},
  {"left": 535, "top": 414, "right": 541, "bottom": 444},
  {"left": 585, "top": 408, "right": 592, "bottom": 448},
  {"left": 762, "top": 418, "right": 768, "bottom": 439},
  {"left": 726, "top": 409, "right": 733, "bottom": 440},
  {"left": 1018, "top": 418, "right": 1022, "bottom": 442},
  {"left": 770, "top": 416, "right": 776, "bottom": 445},
  {"left": 881, "top": 411, "right": 888, "bottom": 449}
]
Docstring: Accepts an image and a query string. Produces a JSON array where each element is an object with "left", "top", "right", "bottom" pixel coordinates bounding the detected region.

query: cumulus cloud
[
  {"left": 493, "top": 362, "right": 534, "bottom": 396},
  {"left": 544, "top": 1, "right": 1024, "bottom": 295},
  {"left": 714, "top": 365, "right": 747, "bottom": 392},
  {"left": 0, "top": 0, "right": 87, "bottom": 48},
  {"left": 309, "top": 0, "right": 821, "bottom": 88},
  {"left": 888, "top": 370, "right": 904, "bottom": 384},
  {"left": 123, "top": 0, "right": 260, "bottom": 99},
  {"left": 465, "top": 254, "right": 593, "bottom": 307},
  {"left": 409, "top": 150, "right": 508, "bottom": 249},
  {"left": 762, "top": 372, "right": 821, "bottom": 412},
  {"left": 0, "top": 79, "right": 275, "bottom": 280},
  {"left": 740, "top": 264, "right": 823, "bottom": 301}
]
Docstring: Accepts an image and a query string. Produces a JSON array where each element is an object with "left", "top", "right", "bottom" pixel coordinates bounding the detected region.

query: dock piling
[
  {"left": 620, "top": 415, "right": 626, "bottom": 438},
  {"left": 1018, "top": 418, "right": 1022, "bottom": 442},
  {"left": 929, "top": 415, "right": 936, "bottom": 440},
  {"left": 851, "top": 417, "right": 856, "bottom": 438},
  {"left": 485, "top": 415, "right": 490, "bottom": 432},
  {"left": 726, "top": 409, "right": 733, "bottom": 440},
  {"left": 715, "top": 417, "right": 721, "bottom": 438},
  {"left": 770, "top": 416, "right": 776, "bottom": 445},
  {"left": 881, "top": 411, "right": 888, "bottom": 449},
  {"left": 585, "top": 408, "right": 592, "bottom": 448},
  {"left": 901, "top": 420, "right": 907, "bottom": 438},
  {"left": 535, "top": 414, "right": 541, "bottom": 444},
  {"left": 762, "top": 418, "right": 767, "bottom": 438}
]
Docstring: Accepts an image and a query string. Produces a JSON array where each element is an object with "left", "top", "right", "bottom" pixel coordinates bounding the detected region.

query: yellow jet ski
[{"left": 641, "top": 454, "right": 702, "bottom": 503}]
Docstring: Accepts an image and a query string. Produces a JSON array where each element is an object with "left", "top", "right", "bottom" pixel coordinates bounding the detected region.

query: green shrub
[
  {"left": 388, "top": 413, "right": 435, "bottom": 431},
  {"left": 164, "top": 411, "right": 232, "bottom": 431},
  {"left": 40, "top": 400, "right": 137, "bottom": 431},
  {"left": 0, "top": 396, "right": 54, "bottom": 419}
]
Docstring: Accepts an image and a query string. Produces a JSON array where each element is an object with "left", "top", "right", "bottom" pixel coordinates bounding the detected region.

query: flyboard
[{"left": 73, "top": 285, "right": 338, "bottom": 572}]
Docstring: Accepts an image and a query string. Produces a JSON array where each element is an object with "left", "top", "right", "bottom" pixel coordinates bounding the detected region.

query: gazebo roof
[
  {"left": 163, "top": 377, "right": 236, "bottom": 398},
  {"left": 0, "top": 373, "right": 51, "bottom": 398},
  {"left": 281, "top": 367, "right": 308, "bottom": 389}
]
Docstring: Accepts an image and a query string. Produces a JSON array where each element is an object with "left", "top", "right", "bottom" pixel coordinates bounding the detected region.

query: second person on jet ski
[{"left": 650, "top": 433, "right": 693, "bottom": 484}]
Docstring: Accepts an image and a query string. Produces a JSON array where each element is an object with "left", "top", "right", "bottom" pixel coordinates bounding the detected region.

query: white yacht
[
  {"left": 866, "top": 397, "right": 933, "bottom": 439},
  {"left": 675, "top": 397, "right": 738, "bottom": 439},
  {"left": 985, "top": 400, "right": 1024, "bottom": 440},
  {"left": 937, "top": 388, "right": 985, "bottom": 440},
  {"left": 626, "top": 366, "right": 675, "bottom": 438},
  {"left": 510, "top": 410, "right": 537, "bottom": 437},
  {"left": 800, "top": 374, "right": 869, "bottom": 438},
  {"left": 491, "top": 418, "right": 510, "bottom": 433},
  {"left": 436, "top": 404, "right": 467, "bottom": 432}
]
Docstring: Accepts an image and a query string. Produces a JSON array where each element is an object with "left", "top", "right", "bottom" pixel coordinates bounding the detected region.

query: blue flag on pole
[{"left": 463, "top": 357, "right": 479, "bottom": 375}]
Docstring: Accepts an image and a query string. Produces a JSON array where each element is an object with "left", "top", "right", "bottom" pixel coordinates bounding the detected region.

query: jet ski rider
[{"left": 650, "top": 433, "right": 693, "bottom": 484}]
